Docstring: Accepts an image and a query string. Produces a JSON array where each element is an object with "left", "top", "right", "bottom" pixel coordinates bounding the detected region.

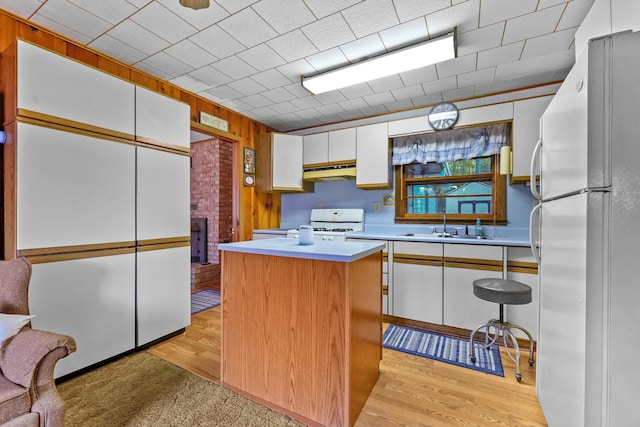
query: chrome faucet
[{"left": 442, "top": 209, "right": 447, "bottom": 236}]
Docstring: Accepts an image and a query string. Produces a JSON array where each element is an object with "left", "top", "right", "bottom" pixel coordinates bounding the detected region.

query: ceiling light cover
[
  {"left": 302, "top": 31, "right": 456, "bottom": 95},
  {"left": 179, "top": 0, "right": 210, "bottom": 10}
]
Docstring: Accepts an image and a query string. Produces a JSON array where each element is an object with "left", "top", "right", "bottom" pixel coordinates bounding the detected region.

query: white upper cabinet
[
  {"left": 387, "top": 116, "right": 430, "bottom": 137},
  {"left": 16, "top": 122, "right": 136, "bottom": 250},
  {"left": 328, "top": 128, "right": 356, "bottom": 163},
  {"left": 136, "top": 147, "right": 191, "bottom": 241},
  {"left": 512, "top": 96, "right": 553, "bottom": 183},
  {"left": 16, "top": 40, "right": 135, "bottom": 136},
  {"left": 356, "top": 123, "right": 391, "bottom": 189},
  {"left": 257, "top": 133, "right": 310, "bottom": 192},
  {"left": 303, "top": 132, "right": 328, "bottom": 166},
  {"left": 135, "top": 86, "right": 190, "bottom": 149}
]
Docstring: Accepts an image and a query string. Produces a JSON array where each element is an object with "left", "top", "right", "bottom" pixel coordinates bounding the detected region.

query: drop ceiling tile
[
  {"left": 503, "top": 4, "right": 565, "bottom": 44},
  {"left": 338, "top": 98, "right": 370, "bottom": 110},
  {"left": 306, "top": 48, "right": 349, "bottom": 73},
  {"left": 237, "top": 43, "right": 287, "bottom": 72},
  {"left": 250, "top": 69, "right": 291, "bottom": 90},
  {"left": 392, "top": 0, "right": 450, "bottom": 23},
  {"left": 277, "top": 59, "right": 318, "bottom": 81},
  {"left": 457, "top": 22, "right": 504, "bottom": 57},
  {"left": 253, "top": 0, "right": 315, "bottom": 34},
  {"left": 139, "top": 51, "right": 194, "bottom": 78},
  {"left": 0, "top": 0, "right": 43, "bottom": 18},
  {"left": 271, "top": 101, "right": 299, "bottom": 114},
  {"left": 227, "top": 77, "right": 266, "bottom": 96},
  {"left": 262, "top": 87, "right": 297, "bottom": 103},
  {"left": 303, "top": 0, "right": 361, "bottom": 19},
  {"left": 385, "top": 99, "right": 414, "bottom": 112},
  {"left": 32, "top": 0, "right": 112, "bottom": 41},
  {"left": 422, "top": 75, "right": 458, "bottom": 95},
  {"left": 219, "top": 8, "right": 277, "bottom": 48},
  {"left": 70, "top": 0, "right": 138, "bottom": 24},
  {"left": 411, "top": 92, "right": 444, "bottom": 107},
  {"left": 379, "top": 18, "right": 428, "bottom": 50},
  {"left": 267, "top": 30, "right": 319, "bottom": 62},
  {"left": 360, "top": 104, "right": 389, "bottom": 116},
  {"left": 165, "top": 39, "right": 218, "bottom": 68},
  {"left": 130, "top": 2, "right": 197, "bottom": 44},
  {"left": 337, "top": 109, "right": 366, "bottom": 121},
  {"left": 364, "top": 91, "right": 395, "bottom": 105},
  {"left": 303, "top": 13, "right": 356, "bottom": 52},
  {"left": 212, "top": 56, "right": 257, "bottom": 79},
  {"left": 495, "top": 49, "right": 573, "bottom": 80},
  {"left": 443, "top": 86, "right": 475, "bottom": 100},
  {"left": 215, "top": 0, "right": 259, "bottom": 14},
  {"left": 314, "top": 90, "right": 348, "bottom": 105},
  {"left": 108, "top": 19, "right": 170, "bottom": 55},
  {"left": 426, "top": 0, "right": 480, "bottom": 36},
  {"left": 285, "top": 81, "right": 315, "bottom": 97},
  {"left": 170, "top": 74, "right": 212, "bottom": 93},
  {"left": 291, "top": 96, "right": 323, "bottom": 109},
  {"left": 338, "top": 83, "right": 375, "bottom": 99},
  {"left": 189, "top": 25, "right": 245, "bottom": 59},
  {"left": 477, "top": 41, "right": 525, "bottom": 69},
  {"left": 367, "top": 74, "right": 405, "bottom": 93},
  {"left": 241, "top": 93, "right": 273, "bottom": 108},
  {"left": 125, "top": 0, "right": 150, "bottom": 8},
  {"left": 391, "top": 84, "right": 426, "bottom": 101},
  {"left": 250, "top": 106, "right": 280, "bottom": 118},
  {"left": 224, "top": 99, "right": 253, "bottom": 112},
  {"left": 134, "top": 60, "right": 172, "bottom": 80},
  {"left": 204, "top": 85, "right": 244, "bottom": 101},
  {"left": 479, "top": 0, "right": 538, "bottom": 27},
  {"left": 557, "top": 0, "right": 596, "bottom": 30},
  {"left": 89, "top": 34, "right": 148, "bottom": 64},
  {"left": 189, "top": 65, "right": 233, "bottom": 86},
  {"left": 521, "top": 27, "right": 577, "bottom": 58},
  {"left": 340, "top": 34, "right": 386, "bottom": 61},
  {"left": 399, "top": 65, "right": 438, "bottom": 86},
  {"left": 341, "top": 0, "right": 399, "bottom": 38},
  {"left": 316, "top": 103, "right": 346, "bottom": 115},
  {"left": 436, "top": 54, "right": 477, "bottom": 79},
  {"left": 457, "top": 67, "right": 496, "bottom": 87},
  {"left": 156, "top": 0, "right": 230, "bottom": 30}
]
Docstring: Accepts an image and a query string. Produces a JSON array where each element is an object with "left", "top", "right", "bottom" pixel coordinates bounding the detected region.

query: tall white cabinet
[{"left": 3, "top": 40, "right": 191, "bottom": 376}]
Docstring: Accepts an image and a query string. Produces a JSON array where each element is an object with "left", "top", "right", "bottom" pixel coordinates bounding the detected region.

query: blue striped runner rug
[
  {"left": 190, "top": 289, "right": 221, "bottom": 315},
  {"left": 383, "top": 324, "right": 504, "bottom": 377}
]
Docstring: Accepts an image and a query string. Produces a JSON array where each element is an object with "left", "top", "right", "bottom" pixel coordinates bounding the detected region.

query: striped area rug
[
  {"left": 383, "top": 324, "right": 504, "bottom": 377},
  {"left": 190, "top": 289, "right": 221, "bottom": 315}
]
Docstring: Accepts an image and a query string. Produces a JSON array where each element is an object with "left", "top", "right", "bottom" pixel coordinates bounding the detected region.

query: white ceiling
[{"left": 0, "top": 0, "right": 594, "bottom": 132}]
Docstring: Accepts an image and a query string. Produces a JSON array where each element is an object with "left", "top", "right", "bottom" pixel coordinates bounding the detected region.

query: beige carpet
[{"left": 57, "top": 351, "right": 304, "bottom": 427}]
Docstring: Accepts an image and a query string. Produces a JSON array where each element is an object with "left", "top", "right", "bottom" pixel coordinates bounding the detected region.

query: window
[
  {"left": 392, "top": 122, "right": 509, "bottom": 223},
  {"left": 395, "top": 155, "right": 506, "bottom": 223}
]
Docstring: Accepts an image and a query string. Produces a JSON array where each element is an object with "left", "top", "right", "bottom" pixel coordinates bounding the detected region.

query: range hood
[{"left": 303, "top": 165, "right": 357, "bottom": 182}]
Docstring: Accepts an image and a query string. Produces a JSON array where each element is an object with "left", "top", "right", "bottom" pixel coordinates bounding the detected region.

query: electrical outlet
[{"left": 373, "top": 202, "right": 381, "bottom": 213}]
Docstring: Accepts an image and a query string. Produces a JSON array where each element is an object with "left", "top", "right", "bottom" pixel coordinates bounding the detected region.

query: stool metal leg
[
  {"left": 505, "top": 323, "right": 535, "bottom": 367},
  {"left": 501, "top": 327, "right": 522, "bottom": 381},
  {"left": 468, "top": 320, "right": 500, "bottom": 364}
]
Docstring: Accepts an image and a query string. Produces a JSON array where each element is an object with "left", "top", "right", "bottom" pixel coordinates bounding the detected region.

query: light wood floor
[{"left": 148, "top": 296, "right": 548, "bottom": 426}]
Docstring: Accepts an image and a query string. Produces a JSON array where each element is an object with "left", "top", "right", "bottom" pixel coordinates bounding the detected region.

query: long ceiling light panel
[{"left": 302, "top": 31, "right": 456, "bottom": 95}]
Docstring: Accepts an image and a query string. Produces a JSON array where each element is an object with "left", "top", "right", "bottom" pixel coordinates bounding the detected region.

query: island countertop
[{"left": 218, "top": 237, "right": 384, "bottom": 262}]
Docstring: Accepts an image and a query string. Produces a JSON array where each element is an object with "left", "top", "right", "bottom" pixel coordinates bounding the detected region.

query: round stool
[{"left": 468, "top": 278, "right": 535, "bottom": 382}]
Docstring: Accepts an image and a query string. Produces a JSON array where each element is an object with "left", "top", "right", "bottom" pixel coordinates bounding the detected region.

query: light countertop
[{"left": 219, "top": 237, "right": 385, "bottom": 262}]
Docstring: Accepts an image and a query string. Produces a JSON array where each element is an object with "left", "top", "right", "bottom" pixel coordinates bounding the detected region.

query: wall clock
[
  {"left": 428, "top": 102, "right": 459, "bottom": 130},
  {"left": 244, "top": 175, "right": 255, "bottom": 186}
]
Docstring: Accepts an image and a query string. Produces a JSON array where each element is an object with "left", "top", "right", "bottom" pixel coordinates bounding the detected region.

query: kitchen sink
[{"left": 400, "top": 233, "right": 492, "bottom": 240}]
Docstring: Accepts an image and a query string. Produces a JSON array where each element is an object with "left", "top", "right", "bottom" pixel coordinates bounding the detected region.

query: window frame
[{"left": 394, "top": 154, "right": 507, "bottom": 224}]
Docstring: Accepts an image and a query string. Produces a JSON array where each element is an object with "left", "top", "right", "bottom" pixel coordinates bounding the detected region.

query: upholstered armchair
[{"left": 0, "top": 258, "right": 76, "bottom": 427}]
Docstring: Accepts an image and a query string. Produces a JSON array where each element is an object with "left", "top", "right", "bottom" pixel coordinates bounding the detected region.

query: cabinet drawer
[
  {"left": 394, "top": 241, "right": 442, "bottom": 257},
  {"left": 444, "top": 243, "right": 503, "bottom": 261}
]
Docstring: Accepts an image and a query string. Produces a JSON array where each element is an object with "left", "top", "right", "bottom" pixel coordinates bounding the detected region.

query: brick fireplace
[{"left": 190, "top": 136, "right": 233, "bottom": 289}]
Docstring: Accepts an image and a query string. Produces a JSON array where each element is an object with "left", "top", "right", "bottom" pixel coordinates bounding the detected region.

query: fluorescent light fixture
[{"left": 301, "top": 31, "right": 456, "bottom": 95}]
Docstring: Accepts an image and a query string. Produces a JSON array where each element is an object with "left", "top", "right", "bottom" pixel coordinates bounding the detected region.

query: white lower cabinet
[
  {"left": 392, "top": 241, "right": 443, "bottom": 324},
  {"left": 443, "top": 244, "right": 504, "bottom": 330},
  {"left": 29, "top": 254, "right": 136, "bottom": 378},
  {"left": 506, "top": 246, "right": 539, "bottom": 340}
]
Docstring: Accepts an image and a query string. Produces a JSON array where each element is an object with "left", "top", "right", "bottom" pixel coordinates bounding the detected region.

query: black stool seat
[{"left": 473, "top": 278, "right": 532, "bottom": 305}]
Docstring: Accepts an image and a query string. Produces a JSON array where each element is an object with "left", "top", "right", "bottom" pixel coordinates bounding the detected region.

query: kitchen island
[{"left": 218, "top": 238, "right": 384, "bottom": 427}]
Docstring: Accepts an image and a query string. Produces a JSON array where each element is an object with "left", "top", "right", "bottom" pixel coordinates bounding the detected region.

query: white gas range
[{"left": 286, "top": 209, "right": 364, "bottom": 242}]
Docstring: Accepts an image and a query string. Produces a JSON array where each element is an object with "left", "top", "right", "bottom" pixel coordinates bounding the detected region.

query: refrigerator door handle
[
  {"left": 530, "top": 137, "right": 542, "bottom": 200},
  {"left": 529, "top": 202, "right": 542, "bottom": 264}
]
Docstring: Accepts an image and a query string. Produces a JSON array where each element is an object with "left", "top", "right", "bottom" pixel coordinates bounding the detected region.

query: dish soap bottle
[{"left": 475, "top": 219, "right": 483, "bottom": 238}]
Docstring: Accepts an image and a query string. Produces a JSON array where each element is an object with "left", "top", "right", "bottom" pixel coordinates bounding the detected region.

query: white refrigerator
[{"left": 530, "top": 30, "right": 640, "bottom": 427}]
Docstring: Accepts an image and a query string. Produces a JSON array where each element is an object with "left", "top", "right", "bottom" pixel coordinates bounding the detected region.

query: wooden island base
[{"left": 221, "top": 249, "right": 382, "bottom": 427}]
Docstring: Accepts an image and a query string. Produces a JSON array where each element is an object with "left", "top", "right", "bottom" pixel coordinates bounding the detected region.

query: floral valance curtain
[{"left": 391, "top": 122, "right": 511, "bottom": 165}]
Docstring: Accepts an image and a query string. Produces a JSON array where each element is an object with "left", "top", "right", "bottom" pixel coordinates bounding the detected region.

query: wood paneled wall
[{"left": 0, "top": 9, "right": 280, "bottom": 242}]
